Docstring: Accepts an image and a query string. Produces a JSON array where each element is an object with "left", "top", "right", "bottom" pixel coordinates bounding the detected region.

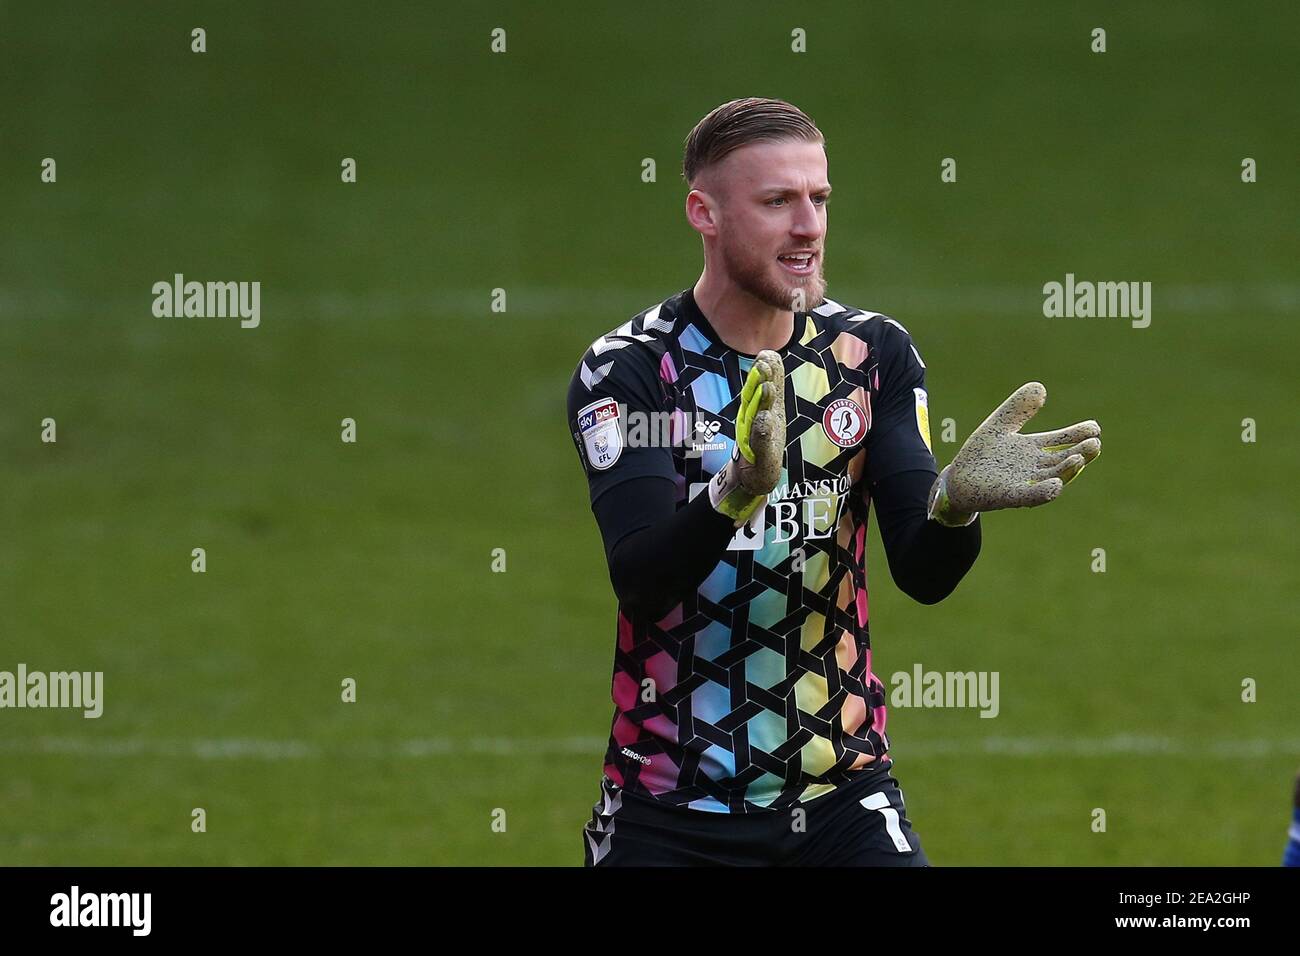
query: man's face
[{"left": 699, "top": 139, "right": 830, "bottom": 312}]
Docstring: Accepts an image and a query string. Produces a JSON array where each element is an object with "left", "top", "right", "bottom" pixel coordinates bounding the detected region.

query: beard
[{"left": 721, "top": 236, "right": 826, "bottom": 313}]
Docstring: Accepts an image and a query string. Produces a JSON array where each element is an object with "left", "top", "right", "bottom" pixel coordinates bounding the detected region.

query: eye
[
  {"left": 813, "top": 194, "right": 829, "bottom": 205},
  {"left": 767, "top": 197, "right": 786, "bottom": 207}
]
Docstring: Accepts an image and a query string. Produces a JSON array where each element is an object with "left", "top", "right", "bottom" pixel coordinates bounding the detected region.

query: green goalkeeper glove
[
  {"left": 709, "top": 350, "right": 786, "bottom": 526},
  {"left": 927, "top": 382, "right": 1101, "bottom": 528}
]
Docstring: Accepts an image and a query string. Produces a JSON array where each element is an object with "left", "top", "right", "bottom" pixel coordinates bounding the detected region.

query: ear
[{"left": 685, "top": 189, "right": 719, "bottom": 236}]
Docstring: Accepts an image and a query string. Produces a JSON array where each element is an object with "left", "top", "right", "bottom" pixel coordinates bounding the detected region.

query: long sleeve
[
  {"left": 592, "top": 476, "right": 737, "bottom": 621},
  {"left": 870, "top": 468, "right": 982, "bottom": 604}
]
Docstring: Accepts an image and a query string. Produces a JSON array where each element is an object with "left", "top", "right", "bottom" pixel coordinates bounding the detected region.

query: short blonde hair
[{"left": 682, "top": 97, "right": 824, "bottom": 186}]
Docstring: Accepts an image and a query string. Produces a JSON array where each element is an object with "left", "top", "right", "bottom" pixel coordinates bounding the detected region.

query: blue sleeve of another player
[{"left": 1285, "top": 807, "right": 1300, "bottom": 867}]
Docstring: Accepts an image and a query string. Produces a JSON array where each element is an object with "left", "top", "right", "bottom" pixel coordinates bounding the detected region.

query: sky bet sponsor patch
[{"left": 577, "top": 398, "right": 623, "bottom": 471}]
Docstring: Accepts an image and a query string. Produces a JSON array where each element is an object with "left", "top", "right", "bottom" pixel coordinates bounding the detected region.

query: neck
[{"left": 693, "top": 268, "right": 794, "bottom": 355}]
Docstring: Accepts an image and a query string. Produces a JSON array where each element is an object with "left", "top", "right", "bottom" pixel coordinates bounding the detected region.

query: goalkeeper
[{"left": 567, "top": 96, "right": 1102, "bottom": 867}]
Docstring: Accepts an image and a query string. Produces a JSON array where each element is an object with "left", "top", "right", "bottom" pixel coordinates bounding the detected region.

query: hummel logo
[{"left": 694, "top": 420, "right": 722, "bottom": 441}]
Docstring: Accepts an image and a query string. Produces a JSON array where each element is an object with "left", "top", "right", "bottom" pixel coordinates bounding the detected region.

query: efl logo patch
[
  {"left": 822, "top": 397, "right": 869, "bottom": 448},
  {"left": 577, "top": 398, "right": 623, "bottom": 471},
  {"left": 913, "top": 387, "right": 933, "bottom": 451}
]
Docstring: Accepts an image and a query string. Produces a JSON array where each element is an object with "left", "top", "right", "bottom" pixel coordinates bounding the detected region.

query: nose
[{"left": 791, "top": 196, "right": 824, "bottom": 242}]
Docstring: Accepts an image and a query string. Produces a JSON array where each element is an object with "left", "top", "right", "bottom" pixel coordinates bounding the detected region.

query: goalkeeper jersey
[{"left": 566, "top": 287, "right": 938, "bottom": 813}]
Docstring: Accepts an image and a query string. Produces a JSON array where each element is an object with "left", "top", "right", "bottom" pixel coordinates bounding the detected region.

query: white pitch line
[
  {"left": 0, "top": 736, "right": 606, "bottom": 760},
  {"left": 0, "top": 735, "right": 1296, "bottom": 761},
  {"left": 901, "top": 735, "right": 1300, "bottom": 759},
  {"left": 0, "top": 283, "right": 1297, "bottom": 319}
]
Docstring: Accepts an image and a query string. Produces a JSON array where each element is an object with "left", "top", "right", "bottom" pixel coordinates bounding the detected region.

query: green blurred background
[{"left": 1, "top": 1, "right": 1296, "bottom": 865}]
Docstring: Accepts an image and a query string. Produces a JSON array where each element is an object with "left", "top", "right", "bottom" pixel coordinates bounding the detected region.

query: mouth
[{"left": 777, "top": 251, "right": 818, "bottom": 276}]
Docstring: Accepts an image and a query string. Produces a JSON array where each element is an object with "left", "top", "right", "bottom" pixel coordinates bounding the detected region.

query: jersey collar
[{"left": 679, "top": 287, "right": 803, "bottom": 359}]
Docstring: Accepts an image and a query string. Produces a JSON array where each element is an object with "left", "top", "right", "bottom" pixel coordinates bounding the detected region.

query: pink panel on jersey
[
  {"left": 643, "top": 713, "right": 678, "bottom": 743},
  {"left": 644, "top": 650, "right": 675, "bottom": 693},
  {"left": 644, "top": 753, "right": 676, "bottom": 792},
  {"left": 830, "top": 330, "right": 869, "bottom": 371},
  {"left": 659, "top": 351, "right": 679, "bottom": 384},
  {"left": 854, "top": 524, "right": 870, "bottom": 627},
  {"left": 642, "top": 650, "right": 679, "bottom": 742},
  {"left": 655, "top": 605, "right": 683, "bottom": 629},
  {"left": 612, "top": 713, "right": 640, "bottom": 748},
  {"left": 669, "top": 407, "right": 690, "bottom": 447},
  {"left": 612, "top": 670, "right": 639, "bottom": 712}
]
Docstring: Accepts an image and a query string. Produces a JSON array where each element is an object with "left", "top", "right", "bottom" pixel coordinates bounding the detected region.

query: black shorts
[{"left": 582, "top": 761, "right": 929, "bottom": 867}]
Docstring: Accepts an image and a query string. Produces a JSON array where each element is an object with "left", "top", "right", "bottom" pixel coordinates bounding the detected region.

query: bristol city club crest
[{"left": 822, "top": 396, "right": 870, "bottom": 448}]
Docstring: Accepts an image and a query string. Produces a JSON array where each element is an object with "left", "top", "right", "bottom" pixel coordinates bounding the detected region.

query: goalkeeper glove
[
  {"left": 928, "top": 381, "right": 1101, "bottom": 527},
  {"left": 709, "top": 350, "right": 786, "bottom": 526}
]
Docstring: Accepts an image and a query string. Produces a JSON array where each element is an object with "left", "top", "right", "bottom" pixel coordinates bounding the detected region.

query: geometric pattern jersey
[{"left": 567, "top": 287, "right": 937, "bottom": 813}]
